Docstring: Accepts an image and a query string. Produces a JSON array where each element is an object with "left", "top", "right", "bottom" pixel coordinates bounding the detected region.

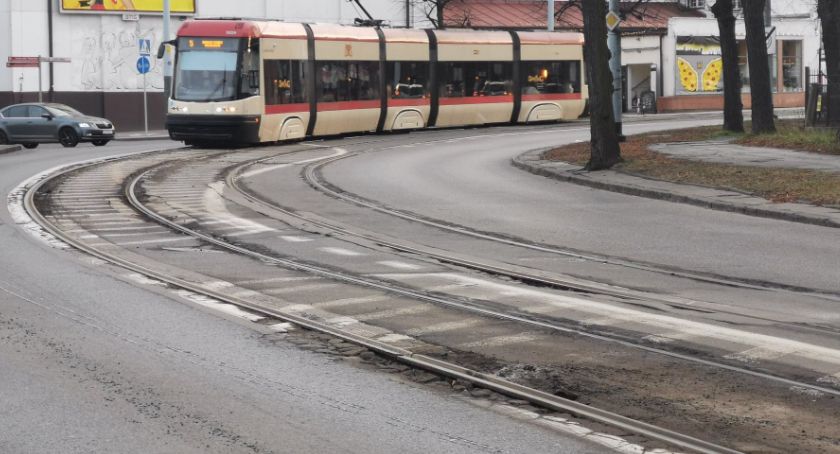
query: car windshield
[
  {"left": 174, "top": 38, "right": 240, "bottom": 102},
  {"left": 47, "top": 105, "right": 83, "bottom": 117}
]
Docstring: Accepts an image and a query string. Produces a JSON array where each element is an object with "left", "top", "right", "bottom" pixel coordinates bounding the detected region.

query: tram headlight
[
  {"left": 170, "top": 106, "right": 189, "bottom": 113},
  {"left": 216, "top": 106, "right": 237, "bottom": 113}
]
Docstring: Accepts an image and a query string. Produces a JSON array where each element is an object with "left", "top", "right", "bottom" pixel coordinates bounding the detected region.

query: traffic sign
[
  {"left": 606, "top": 11, "right": 621, "bottom": 31},
  {"left": 139, "top": 39, "right": 151, "bottom": 56},
  {"left": 6, "top": 57, "right": 40, "bottom": 68},
  {"left": 136, "top": 56, "right": 151, "bottom": 74}
]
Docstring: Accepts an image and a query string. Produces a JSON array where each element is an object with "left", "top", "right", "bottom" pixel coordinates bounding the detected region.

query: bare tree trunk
[
  {"left": 818, "top": 0, "right": 840, "bottom": 126},
  {"left": 712, "top": 0, "right": 744, "bottom": 133},
  {"left": 743, "top": 0, "right": 776, "bottom": 133},
  {"left": 581, "top": 0, "right": 621, "bottom": 170}
]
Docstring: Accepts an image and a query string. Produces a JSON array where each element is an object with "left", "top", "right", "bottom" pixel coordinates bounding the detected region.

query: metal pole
[
  {"left": 38, "top": 57, "right": 43, "bottom": 102},
  {"left": 143, "top": 72, "right": 149, "bottom": 135},
  {"left": 608, "top": 0, "right": 623, "bottom": 139},
  {"left": 547, "top": 0, "right": 554, "bottom": 32},
  {"left": 163, "top": 0, "right": 172, "bottom": 99}
]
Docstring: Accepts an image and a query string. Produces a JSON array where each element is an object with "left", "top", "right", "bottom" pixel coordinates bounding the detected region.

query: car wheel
[
  {"left": 0, "top": 130, "right": 8, "bottom": 145},
  {"left": 58, "top": 127, "right": 79, "bottom": 148},
  {"left": 91, "top": 139, "right": 110, "bottom": 147},
  {"left": 22, "top": 143, "right": 39, "bottom": 149}
]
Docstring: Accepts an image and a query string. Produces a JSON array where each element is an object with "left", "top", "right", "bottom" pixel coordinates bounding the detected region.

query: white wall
[
  {"left": 664, "top": 15, "right": 821, "bottom": 97},
  {"left": 1, "top": 0, "right": 416, "bottom": 95},
  {"left": 0, "top": 1, "right": 12, "bottom": 91}
]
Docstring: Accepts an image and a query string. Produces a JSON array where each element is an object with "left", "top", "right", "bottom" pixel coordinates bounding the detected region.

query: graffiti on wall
[{"left": 72, "top": 21, "right": 164, "bottom": 91}]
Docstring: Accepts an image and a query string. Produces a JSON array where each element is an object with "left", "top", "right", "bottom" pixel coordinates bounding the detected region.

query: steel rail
[
  {"left": 223, "top": 156, "right": 840, "bottom": 398},
  {"left": 302, "top": 152, "right": 840, "bottom": 301},
  {"left": 20, "top": 150, "right": 745, "bottom": 454}
]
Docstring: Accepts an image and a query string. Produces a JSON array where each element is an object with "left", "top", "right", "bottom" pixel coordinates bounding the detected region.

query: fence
[{"left": 805, "top": 67, "right": 831, "bottom": 127}]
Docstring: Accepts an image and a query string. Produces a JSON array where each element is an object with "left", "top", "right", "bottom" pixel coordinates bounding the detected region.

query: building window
[
  {"left": 317, "top": 61, "right": 380, "bottom": 102},
  {"left": 264, "top": 60, "right": 308, "bottom": 106},
  {"left": 782, "top": 40, "right": 803, "bottom": 92},
  {"left": 686, "top": 0, "right": 705, "bottom": 8}
]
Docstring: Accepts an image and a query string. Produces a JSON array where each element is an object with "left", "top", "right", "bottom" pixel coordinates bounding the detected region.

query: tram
[{"left": 164, "top": 19, "right": 587, "bottom": 145}]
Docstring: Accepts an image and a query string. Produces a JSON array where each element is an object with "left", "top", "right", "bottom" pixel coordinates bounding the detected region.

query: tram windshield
[{"left": 173, "top": 37, "right": 260, "bottom": 102}]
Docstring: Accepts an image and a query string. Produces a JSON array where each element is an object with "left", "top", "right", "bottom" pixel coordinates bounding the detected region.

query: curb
[
  {"left": 513, "top": 149, "right": 840, "bottom": 230},
  {"left": 114, "top": 135, "right": 172, "bottom": 142},
  {"left": 0, "top": 145, "right": 22, "bottom": 155}
]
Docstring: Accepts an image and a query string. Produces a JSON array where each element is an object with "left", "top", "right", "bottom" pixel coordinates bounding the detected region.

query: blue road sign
[
  {"left": 139, "top": 39, "right": 151, "bottom": 56},
  {"left": 136, "top": 56, "right": 151, "bottom": 74}
]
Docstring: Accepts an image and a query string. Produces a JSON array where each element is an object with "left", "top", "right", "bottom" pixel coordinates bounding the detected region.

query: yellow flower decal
[
  {"left": 702, "top": 58, "right": 723, "bottom": 91},
  {"left": 677, "top": 58, "right": 698, "bottom": 92}
]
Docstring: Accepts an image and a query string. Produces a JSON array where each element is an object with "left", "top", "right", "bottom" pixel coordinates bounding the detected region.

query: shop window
[
  {"left": 387, "top": 61, "right": 429, "bottom": 98},
  {"left": 520, "top": 61, "right": 581, "bottom": 94},
  {"left": 317, "top": 61, "right": 380, "bottom": 102},
  {"left": 264, "top": 60, "right": 308, "bottom": 105},
  {"left": 438, "top": 61, "right": 513, "bottom": 98},
  {"left": 782, "top": 40, "right": 803, "bottom": 92}
]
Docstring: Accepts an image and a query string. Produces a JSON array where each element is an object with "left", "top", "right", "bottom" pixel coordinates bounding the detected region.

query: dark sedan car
[{"left": 0, "top": 103, "right": 115, "bottom": 148}]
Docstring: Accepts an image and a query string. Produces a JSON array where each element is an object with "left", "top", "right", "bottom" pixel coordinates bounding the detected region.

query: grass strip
[{"left": 544, "top": 122, "right": 840, "bottom": 207}]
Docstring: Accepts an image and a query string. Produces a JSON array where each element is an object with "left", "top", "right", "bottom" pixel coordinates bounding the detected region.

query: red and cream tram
[{"left": 165, "top": 19, "right": 587, "bottom": 145}]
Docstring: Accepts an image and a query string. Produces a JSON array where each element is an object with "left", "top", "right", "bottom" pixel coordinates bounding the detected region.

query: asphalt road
[
  {"left": 322, "top": 120, "right": 840, "bottom": 293},
  {"left": 0, "top": 141, "right": 609, "bottom": 453}
]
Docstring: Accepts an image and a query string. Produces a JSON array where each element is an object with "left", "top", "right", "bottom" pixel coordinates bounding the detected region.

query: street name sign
[{"left": 6, "top": 57, "right": 40, "bottom": 68}]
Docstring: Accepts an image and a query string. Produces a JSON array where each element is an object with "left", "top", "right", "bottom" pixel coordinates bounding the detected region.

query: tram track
[{"left": 20, "top": 129, "right": 840, "bottom": 452}]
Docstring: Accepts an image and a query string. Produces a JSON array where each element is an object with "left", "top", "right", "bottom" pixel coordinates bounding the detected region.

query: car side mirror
[
  {"left": 41, "top": 113, "right": 53, "bottom": 120},
  {"left": 157, "top": 39, "right": 177, "bottom": 59}
]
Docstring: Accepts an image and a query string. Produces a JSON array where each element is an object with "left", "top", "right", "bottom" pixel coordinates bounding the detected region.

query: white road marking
[
  {"left": 356, "top": 305, "right": 431, "bottom": 321},
  {"left": 405, "top": 319, "right": 483, "bottom": 336},
  {"left": 377, "top": 333, "right": 413, "bottom": 344},
  {"left": 280, "top": 235, "right": 313, "bottom": 243},
  {"left": 264, "top": 283, "right": 340, "bottom": 294},
  {"left": 175, "top": 290, "right": 264, "bottom": 322},
  {"left": 725, "top": 346, "right": 798, "bottom": 363},
  {"left": 317, "top": 295, "right": 391, "bottom": 308},
  {"left": 113, "top": 237, "right": 196, "bottom": 246},
  {"left": 378, "top": 272, "right": 840, "bottom": 365},
  {"left": 377, "top": 261, "right": 423, "bottom": 270},
  {"left": 238, "top": 147, "right": 348, "bottom": 179},
  {"left": 203, "top": 280, "right": 234, "bottom": 291},
  {"left": 202, "top": 182, "right": 274, "bottom": 235},
  {"left": 235, "top": 276, "right": 319, "bottom": 285},
  {"left": 459, "top": 333, "right": 541, "bottom": 349},
  {"left": 270, "top": 322, "right": 294, "bottom": 333},
  {"left": 66, "top": 226, "right": 163, "bottom": 232},
  {"left": 319, "top": 247, "right": 365, "bottom": 257}
]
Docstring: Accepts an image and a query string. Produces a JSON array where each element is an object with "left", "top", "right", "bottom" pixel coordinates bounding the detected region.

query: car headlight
[{"left": 78, "top": 122, "right": 91, "bottom": 128}]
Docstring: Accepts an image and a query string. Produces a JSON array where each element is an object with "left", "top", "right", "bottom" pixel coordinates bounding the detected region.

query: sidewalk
[
  {"left": 513, "top": 141, "right": 840, "bottom": 229},
  {"left": 0, "top": 145, "right": 21, "bottom": 155}
]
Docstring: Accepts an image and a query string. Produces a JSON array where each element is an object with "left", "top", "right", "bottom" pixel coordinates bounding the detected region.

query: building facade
[
  {"left": 443, "top": 0, "right": 822, "bottom": 113},
  {"left": 0, "top": 0, "right": 419, "bottom": 130}
]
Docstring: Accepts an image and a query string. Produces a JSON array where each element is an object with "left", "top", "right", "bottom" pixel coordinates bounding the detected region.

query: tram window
[
  {"left": 264, "top": 60, "right": 308, "bottom": 105},
  {"left": 520, "top": 61, "right": 581, "bottom": 94},
  {"left": 438, "top": 62, "right": 513, "bottom": 98},
  {"left": 317, "top": 61, "right": 380, "bottom": 102},
  {"left": 239, "top": 39, "right": 260, "bottom": 97},
  {"left": 387, "top": 61, "right": 428, "bottom": 99}
]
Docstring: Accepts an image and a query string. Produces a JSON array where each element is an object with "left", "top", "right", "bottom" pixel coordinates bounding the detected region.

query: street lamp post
[{"left": 608, "top": 0, "right": 624, "bottom": 140}]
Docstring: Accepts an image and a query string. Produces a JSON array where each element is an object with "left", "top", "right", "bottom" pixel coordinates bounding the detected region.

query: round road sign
[{"left": 136, "top": 56, "right": 151, "bottom": 75}]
